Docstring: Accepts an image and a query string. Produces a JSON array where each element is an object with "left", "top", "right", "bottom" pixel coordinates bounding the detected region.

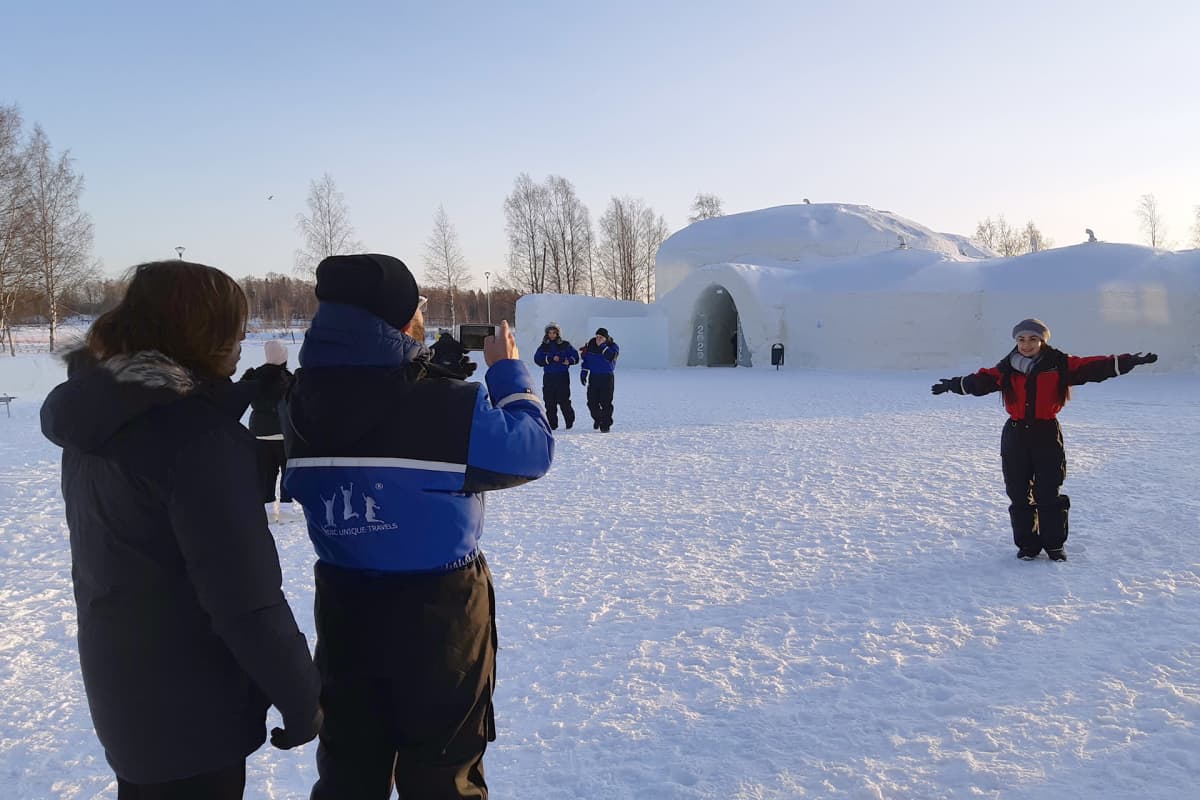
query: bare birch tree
[
  {"left": 1023, "top": 220, "right": 1051, "bottom": 253},
  {"left": 26, "top": 125, "right": 93, "bottom": 351},
  {"left": 595, "top": 197, "right": 668, "bottom": 302},
  {"left": 640, "top": 205, "right": 669, "bottom": 303},
  {"left": 688, "top": 192, "right": 724, "bottom": 223},
  {"left": 422, "top": 204, "right": 471, "bottom": 327},
  {"left": 1136, "top": 193, "right": 1167, "bottom": 249},
  {"left": 294, "top": 173, "right": 363, "bottom": 278},
  {"left": 0, "top": 104, "right": 34, "bottom": 354},
  {"left": 542, "top": 175, "right": 593, "bottom": 294},
  {"left": 974, "top": 215, "right": 1026, "bottom": 257},
  {"left": 503, "top": 173, "right": 548, "bottom": 294}
]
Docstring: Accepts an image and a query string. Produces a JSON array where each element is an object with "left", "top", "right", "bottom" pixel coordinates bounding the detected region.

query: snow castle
[{"left": 516, "top": 203, "right": 1200, "bottom": 371}]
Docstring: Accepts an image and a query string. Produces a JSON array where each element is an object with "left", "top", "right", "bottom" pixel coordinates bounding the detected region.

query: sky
[{"left": 3, "top": 0, "right": 1199, "bottom": 289}]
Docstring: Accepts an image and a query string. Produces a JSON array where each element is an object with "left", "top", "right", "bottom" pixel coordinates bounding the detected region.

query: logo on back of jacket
[{"left": 316, "top": 481, "right": 399, "bottom": 536}]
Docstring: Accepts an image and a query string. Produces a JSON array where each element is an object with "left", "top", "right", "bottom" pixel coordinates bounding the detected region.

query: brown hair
[{"left": 87, "top": 261, "right": 247, "bottom": 379}]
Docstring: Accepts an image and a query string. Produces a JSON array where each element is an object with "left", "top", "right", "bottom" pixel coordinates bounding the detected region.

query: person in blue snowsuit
[
  {"left": 282, "top": 254, "right": 553, "bottom": 799},
  {"left": 532, "top": 322, "right": 578, "bottom": 430},
  {"left": 578, "top": 327, "right": 619, "bottom": 432}
]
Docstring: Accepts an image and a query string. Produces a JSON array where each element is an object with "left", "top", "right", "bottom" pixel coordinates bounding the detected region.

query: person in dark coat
[
  {"left": 240, "top": 339, "right": 294, "bottom": 520},
  {"left": 532, "top": 322, "right": 578, "bottom": 430},
  {"left": 429, "top": 328, "right": 477, "bottom": 378},
  {"left": 578, "top": 327, "right": 619, "bottom": 432},
  {"left": 40, "top": 261, "right": 322, "bottom": 799},
  {"left": 931, "top": 317, "right": 1158, "bottom": 562},
  {"left": 282, "top": 253, "right": 553, "bottom": 799}
]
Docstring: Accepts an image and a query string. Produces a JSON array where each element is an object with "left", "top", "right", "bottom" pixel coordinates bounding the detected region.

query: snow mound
[{"left": 656, "top": 203, "right": 989, "bottom": 297}]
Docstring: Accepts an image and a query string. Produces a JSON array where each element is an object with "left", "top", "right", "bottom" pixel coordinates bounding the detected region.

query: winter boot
[{"left": 1046, "top": 548, "right": 1067, "bottom": 562}]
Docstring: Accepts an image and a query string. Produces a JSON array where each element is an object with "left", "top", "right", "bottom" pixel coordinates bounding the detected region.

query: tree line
[
  {"left": 294, "top": 173, "right": 702, "bottom": 320},
  {"left": 976, "top": 194, "right": 1200, "bottom": 255}
]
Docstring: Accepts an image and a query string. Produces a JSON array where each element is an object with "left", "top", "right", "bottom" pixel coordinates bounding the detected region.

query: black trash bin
[{"left": 771, "top": 343, "right": 784, "bottom": 370}]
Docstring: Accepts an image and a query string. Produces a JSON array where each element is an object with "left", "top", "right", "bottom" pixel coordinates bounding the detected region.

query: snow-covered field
[{"left": 2, "top": 342, "right": 1198, "bottom": 799}]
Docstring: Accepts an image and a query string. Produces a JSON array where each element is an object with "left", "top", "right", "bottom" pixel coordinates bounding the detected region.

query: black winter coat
[
  {"left": 240, "top": 362, "right": 293, "bottom": 437},
  {"left": 40, "top": 350, "right": 320, "bottom": 783}
]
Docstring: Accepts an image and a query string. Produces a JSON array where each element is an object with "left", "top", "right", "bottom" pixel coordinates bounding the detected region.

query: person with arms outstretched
[{"left": 931, "top": 317, "right": 1157, "bottom": 561}]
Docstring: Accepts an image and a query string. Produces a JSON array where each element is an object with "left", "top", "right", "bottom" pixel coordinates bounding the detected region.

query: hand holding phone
[{"left": 484, "top": 320, "right": 519, "bottom": 366}]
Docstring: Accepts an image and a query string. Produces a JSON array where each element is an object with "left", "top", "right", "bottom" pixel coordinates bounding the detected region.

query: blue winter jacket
[
  {"left": 283, "top": 303, "right": 553, "bottom": 573},
  {"left": 579, "top": 339, "right": 619, "bottom": 375},
  {"left": 533, "top": 340, "right": 579, "bottom": 376}
]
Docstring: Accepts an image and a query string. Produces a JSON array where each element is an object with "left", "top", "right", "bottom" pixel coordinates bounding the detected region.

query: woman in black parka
[
  {"left": 240, "top": 339, "right": 294, "bottom": 518},
  {"left": 40, "top": 261, "right": 322, "bottom": 799}
]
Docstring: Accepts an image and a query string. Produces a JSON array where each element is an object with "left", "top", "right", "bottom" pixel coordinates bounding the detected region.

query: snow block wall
[{"left": 515, "top": 293, "right": 668, "bottom": 369}]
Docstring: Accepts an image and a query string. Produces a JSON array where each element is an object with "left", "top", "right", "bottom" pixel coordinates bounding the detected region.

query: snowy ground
[{"left": 2, "top": 343, "right": 1198, "bottom": 799}]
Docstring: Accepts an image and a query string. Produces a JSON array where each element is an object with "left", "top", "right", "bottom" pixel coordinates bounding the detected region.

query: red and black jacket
[{"left": 950, "top": 347, "right": 1132, "bottom": 421}]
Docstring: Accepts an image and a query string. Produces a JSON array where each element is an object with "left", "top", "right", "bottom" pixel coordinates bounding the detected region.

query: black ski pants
[
  {"left": 542, "top": 373, "right": 575, "bottom": 430},
  {"left": 116, "top": 760, "right": 245, "bottom": 799},
  {"left": 1000, "top": 418, "right": 1069, "bottom": 553},
  {"left": 254, "top": 438, "right": 290, "bottom": 503},
  {"left": 309, "top": 557, "right": 497, "bottom": 800},
  {"left": 586, "top": 373, "right": 615, "bottom": 431}
]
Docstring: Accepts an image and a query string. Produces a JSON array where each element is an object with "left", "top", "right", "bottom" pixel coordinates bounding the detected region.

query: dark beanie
[
  {"left": 1011, "top": 318, "right": 1050, "bottom": 342},
  {"left": 315, "top": 254, "right": 420, "bottom": 331},
  {"left": 595, "top": 327, "right": 609, "bottom": 337}
]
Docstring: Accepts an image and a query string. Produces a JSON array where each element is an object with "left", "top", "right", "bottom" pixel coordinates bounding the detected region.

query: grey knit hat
[{"left": 1012, "top": 318, "right": 1050, "bottom": 341}]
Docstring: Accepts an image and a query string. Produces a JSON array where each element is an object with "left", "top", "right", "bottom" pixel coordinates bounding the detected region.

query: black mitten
[
  {"left": 930, "top": 378, "right": 956, "bottom": 395},
  {"left": 270, "top": 707, "right": 323, "bottom": 750},
  {"left": 1117, "top": 352, "right": 1158, "bottom": 373},
  {"left": 580, "top": 369, "right": 589, "bottom": 386}
]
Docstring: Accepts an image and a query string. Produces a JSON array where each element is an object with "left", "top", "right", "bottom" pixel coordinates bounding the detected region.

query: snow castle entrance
[{"left": 687, "top": 285, "right": 751, "bottom": 367}]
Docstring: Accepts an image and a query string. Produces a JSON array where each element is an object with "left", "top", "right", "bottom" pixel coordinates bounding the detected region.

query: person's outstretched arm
[
  {"left": 1067, "top": 352, "right": 1158, "bottom": 385},
  {"left": 931, "top": 367, "right": 1001, "bottom": 396}
]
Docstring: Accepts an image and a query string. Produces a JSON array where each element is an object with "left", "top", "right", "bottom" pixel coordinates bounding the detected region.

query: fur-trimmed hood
[{"left": 42, "top": 349, "right": 247, "bottom": 453}]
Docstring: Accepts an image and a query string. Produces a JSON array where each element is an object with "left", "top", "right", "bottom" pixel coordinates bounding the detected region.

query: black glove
[
  {"left": 270, "top": 707, "right": 323, "bottom": 750},
  {"left": 1118, "top": 352, "right": 1158, "bottom": 373},
  {"left": 580, "top": 369, "right": 589, "bottom": 386},
  {"left": 930, "top": 378, "right": 956, "bottom": 395}
]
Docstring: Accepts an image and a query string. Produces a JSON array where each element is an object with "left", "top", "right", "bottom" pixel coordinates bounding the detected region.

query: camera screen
[{"left": 458, "top": 324, "right": 496, "bottom": 351}]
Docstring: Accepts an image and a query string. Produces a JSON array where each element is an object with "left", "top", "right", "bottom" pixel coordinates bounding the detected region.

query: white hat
[{"left": 264, "top": 340, "right": 288, "bottom": 365}]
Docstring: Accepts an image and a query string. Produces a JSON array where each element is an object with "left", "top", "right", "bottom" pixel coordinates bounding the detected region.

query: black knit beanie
[{"left": 315, "top": 254, "right": 420, "bottom": 331}]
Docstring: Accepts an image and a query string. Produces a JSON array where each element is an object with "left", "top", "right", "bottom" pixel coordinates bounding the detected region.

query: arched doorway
[{"left": 687, "top": 285, "right": 750, "bottom": 366}]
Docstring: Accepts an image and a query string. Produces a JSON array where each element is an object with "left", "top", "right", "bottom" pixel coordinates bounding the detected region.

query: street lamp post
[
  {"left": 484, "top": 271, "right": 492, "bottom": 323},
  {"left": 175, "top": 246, "right": 185, "bottom": 260}
]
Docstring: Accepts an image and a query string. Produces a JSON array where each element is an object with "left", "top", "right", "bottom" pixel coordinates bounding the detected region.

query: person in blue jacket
[
  {"left": 532, "top": 322, "right": 578, "bottom": 430},
  {"left": 282, "top": 253, "right": 553, "bottom": 799},
  {"left": 578, "top": 327, "right": 619, "bottom": 432}
]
